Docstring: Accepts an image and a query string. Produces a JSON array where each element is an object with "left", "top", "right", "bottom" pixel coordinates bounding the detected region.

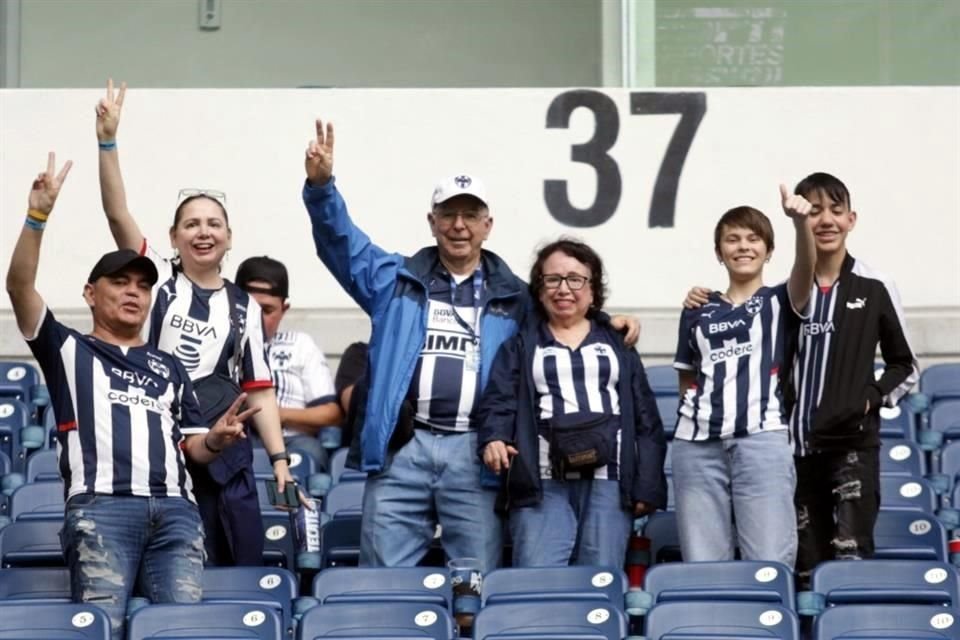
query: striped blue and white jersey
[
  {"left": 673, "top": 284, "right": 800, "bottom": 441},
  {"left": 142, "top": 241, "right": 273, "bottom": 392},
  {"left": 267, "top": 330, "right": 337, "bottom": 437},
  {"left": 410, "top": 268, "right": 484, "bottom": 431},
  {"left": 25, "top": 306, "right": 206, "bottom": 501},
  {"left": 532, "top": 323, "right": 622, "bottom": 480}
]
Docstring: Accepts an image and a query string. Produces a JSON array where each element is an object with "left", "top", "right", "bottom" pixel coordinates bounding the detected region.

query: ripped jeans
[
  {"left": 794, "top": 448, "right": 880, "bottom": 586},
  {"left": 61, "top": 494, "right": 205, "bottom": 640}
]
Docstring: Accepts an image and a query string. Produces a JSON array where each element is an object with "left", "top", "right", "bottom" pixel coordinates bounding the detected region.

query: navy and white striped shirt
[
  {"left": 410, "top": 267, "right": 483, "bottom": 432},
  {"left": 532, "top": 322, "right": 622, "bottom": 480},
  {"left": 673, "top": 284, "right": 799, "bottom": 441},
  {"left": 143, "top": 241, "right": 273, "bottom": 392},
  {"left": 26, "top": 307, "right": 206, "bottom": 501},
  {"left": 267, "top": 330, "right": 337, "bottom": 437}
]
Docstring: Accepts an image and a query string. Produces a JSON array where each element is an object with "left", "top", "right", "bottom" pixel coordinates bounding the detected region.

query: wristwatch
[{"left": 269, "top": 451, "right": 291, "bottom": 464}]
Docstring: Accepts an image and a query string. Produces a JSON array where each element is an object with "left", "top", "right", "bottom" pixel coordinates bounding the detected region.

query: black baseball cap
[
  {"left": 235, "top": 256, "right": 289, "bottom": 299},
  {"left": 87, "top": 249, "right": 159, "bottom": 285}
]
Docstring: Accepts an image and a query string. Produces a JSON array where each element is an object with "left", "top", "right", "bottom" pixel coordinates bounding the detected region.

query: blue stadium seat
[
  {"left": 807, "top": 560, "right": 960, "bottom": 610},
  {"left": 655, "top": 396, "right": 679, "bottom": 439},
  {"left": 814, "top": 604, "right": 960, "bottom": 640},
  {"left": 481, "top": 566, "right": 626, "bottom": 610},
  {"left": 663, "top": 440, "right": 673, "bottom": 476},
  {"left": 643, "top": 601, "right": 799, "bottom": 639},
  {"left": 921, "top": 363, "right": 960, "bottom": 406},
  {"left": 645, "top": 365, "right": 677, "bottom": 396},
  {"left": 873, "top": 511, "right": 947, "bottom": 562},
  {"left": 318, "top": 516, "right": 362, "bottom": 568},
  {"left": 127, "top": 602, "right": 283, "bottom": 639},
  {"left": 880, "top": 475, "right": 937, "bottom": 513},
  {"left": 634, "top": 561, "right": 794, "bottom": 616},
  {"left": 25, "top": 448, "right": 61, "bottom": 482},
  {"left": 473, "top": 600, "right": 627, "bottom": 640},
  {"left": 643, "top": 511, "right": 682, "bottom": 564},
  {"left": 202, "top": 567, "right": 298, "bottom": 636},
  {"left": 0, "top": 566, "right": 70, "bottom": 601},
  {"left": 0, "top": 398, "right": 36, "bottom": 470},
  {"left": 879, "top": 402, "right": 917, "bottom": 441},
  {"left": 881, "top": 440, "right": 925, "bottom": 477},
  {"left": 312, "top": 566, "right": 451, "bottom": 607},
  {"left": 297, "top": 602, "right": 455, "bottom": 639},
  {"left": 329, "top": 447, "right": 366, "bottom": 484},
  {"left": 0, "top": 361, "right": 41, "bottom": 406},
  {"left": 9, "top": 480, "right": 64, "bottom": 521},
  {"left": 930, "top": 400, "right": 960, "bottom": 443},
  {"left": 0, "top": 519, "right": 64, "bottom": 567},
  {"left": 322, "top": 478, "right": 365, "bottom": 519},
  {"left": 261, "top": 512, "right": 296, "bottom": 572},
  {"left": 0, "top": 601, "right": 110, "bottom": 639},
  {"left": 0, "top": 449, "right": 9, "bottom": 477}
]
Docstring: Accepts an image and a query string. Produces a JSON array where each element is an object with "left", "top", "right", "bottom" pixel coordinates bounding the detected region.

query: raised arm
[
  {"left": 96, "top": 78, "right": 145, "bottom": 251},
  {"left": 6, "top": 153, "right": 73, "bottom": 335},
  {"left": 780, "top": 183, "right": 816, "bottom": 313}
]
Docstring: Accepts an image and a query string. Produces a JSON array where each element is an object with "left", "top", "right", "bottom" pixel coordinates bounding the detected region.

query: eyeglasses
[
  {"left": 176, "top": 188, "right": 227, "bottom": 207},
  {"left": 541, "top": 274, "right": 591, "bottom": 291},
  {"left": 432, "top": 207, "right": 487, "bottom": 226}
]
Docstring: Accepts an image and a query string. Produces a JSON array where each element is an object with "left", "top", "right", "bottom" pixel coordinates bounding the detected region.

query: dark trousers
[{"left": 795, "top": 448, "right": 880, "bottom": 585}]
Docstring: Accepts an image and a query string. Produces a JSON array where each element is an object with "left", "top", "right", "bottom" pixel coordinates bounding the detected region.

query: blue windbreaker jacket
[{"left": 303, "top": 178, "right": 528, "bottom": 472}]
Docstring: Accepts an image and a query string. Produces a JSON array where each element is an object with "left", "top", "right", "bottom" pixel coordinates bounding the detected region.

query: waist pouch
[{"left": 546, "top": 412, "right": 616, "bottom": 475}]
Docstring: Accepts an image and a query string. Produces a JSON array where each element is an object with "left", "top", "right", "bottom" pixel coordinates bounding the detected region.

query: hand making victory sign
[{"left": 305, "top": 119, "right": 335, "bottom": 186}]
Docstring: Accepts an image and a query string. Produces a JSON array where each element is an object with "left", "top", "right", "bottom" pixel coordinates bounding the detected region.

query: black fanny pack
[{"left": 546, "top": 412, "right": 615, "bottom": 475}]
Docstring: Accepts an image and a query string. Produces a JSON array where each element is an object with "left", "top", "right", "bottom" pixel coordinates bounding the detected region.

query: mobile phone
[{"left": 265, "top": 479, "right": 299, "bottom": 508}]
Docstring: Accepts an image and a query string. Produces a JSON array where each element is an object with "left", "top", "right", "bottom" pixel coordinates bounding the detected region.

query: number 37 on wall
[{"left": 544, "top": 90, "right": 707, "bottom": 229}]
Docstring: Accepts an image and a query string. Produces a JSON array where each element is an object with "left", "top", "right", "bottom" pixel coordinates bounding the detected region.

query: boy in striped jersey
[
  {"left": 7, "top": 154, "right": 254, "bottom": 640},
  {"left": 685, "top": 173, "right": 918, "bottom": 584}
]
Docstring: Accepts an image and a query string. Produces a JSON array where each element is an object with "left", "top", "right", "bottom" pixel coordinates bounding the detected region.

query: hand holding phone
[{"left": 265, "top": 479, "right": 299, "bottom": 509}]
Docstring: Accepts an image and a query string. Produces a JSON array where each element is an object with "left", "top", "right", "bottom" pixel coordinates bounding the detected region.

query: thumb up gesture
[{"left": 780, "top": 183, "right": 812, "bottom": 220}]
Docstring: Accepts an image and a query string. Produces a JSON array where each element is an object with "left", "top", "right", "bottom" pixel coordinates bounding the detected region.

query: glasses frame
[
  {"left": 540, "top": 274, "right": 592, "bottom": 291},
  {"left": 431, "top": 206, "right": 488, "bottom": 227},
  {"left": 176, "top": 188, "right": 227, "bottom": 207}
]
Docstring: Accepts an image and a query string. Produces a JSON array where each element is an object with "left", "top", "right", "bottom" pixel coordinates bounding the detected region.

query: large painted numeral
[
  {"left": 544, "top": 90, "right": 622, "bottom": 228},
  {"left": 631, "top": 92, "right": 707, "bottom": 228}
]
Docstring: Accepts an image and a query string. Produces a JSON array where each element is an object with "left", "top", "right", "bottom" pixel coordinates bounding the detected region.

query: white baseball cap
[{"left": 430, "top": 174, "right": 488, "bottom": 208}]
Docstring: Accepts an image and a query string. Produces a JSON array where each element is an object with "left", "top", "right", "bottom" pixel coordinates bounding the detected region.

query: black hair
[
  {"left": 235, "top": 256, "right": 289, "bottom": 299},
  {"left": 794, "top": 172, "right": 851, "bottom": 209},
  {"left": 529, "top": 238, "right": 607, "bottom": 318}
]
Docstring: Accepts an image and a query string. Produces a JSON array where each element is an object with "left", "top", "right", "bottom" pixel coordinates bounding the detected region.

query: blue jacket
[
  {"left": 476, "top": 314, "right": 668, "bottom": 512},
  {"left": 303, "top": 178, "right": 528, "bottom": 472}
]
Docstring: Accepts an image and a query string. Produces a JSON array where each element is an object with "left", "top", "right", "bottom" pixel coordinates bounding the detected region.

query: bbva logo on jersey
[{"left": 707, "top": 319, "right": 747, "bottom": 334}]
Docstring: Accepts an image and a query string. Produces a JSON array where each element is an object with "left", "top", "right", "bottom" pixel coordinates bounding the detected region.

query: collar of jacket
[{"left": 400, "top": 246, "right": 526, "bottom": 299}]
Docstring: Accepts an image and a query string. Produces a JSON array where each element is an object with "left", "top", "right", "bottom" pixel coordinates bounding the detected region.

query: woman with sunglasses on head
[
  {"left": 94, "top": 79, "right": 300, "bottom": 566},
  {"left": 477, "top": 238, "right": 666, "bottom": 567}
]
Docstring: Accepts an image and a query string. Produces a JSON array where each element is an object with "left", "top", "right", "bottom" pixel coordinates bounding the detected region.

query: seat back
[
  {"left": 921, "top": 363, "right": 960, "bottom": 405},
  {"left": 127, "top": 602, "right": 282, "bottom": 639},
  {"left": 322, "top": 478, "right": 365, "bottom": 519},
  {"left": 930, "top": 400, "right": 960, "bottom": 441},
  {"left": 879, "top": 403, "right": 916, "bottom": 441},
  {"left": 319, "top": 516, "right": 362, "bottom": 568},
  {"left": 0, "top": 566, "right": 70, "bottom": 601},
  {"left": 873, "top": 511, "right": 947, "bottom": 562},
  {"left": 0, "top": 362, "right": 40, "bottom": 404},
  {"left": 814, "top": 604, "right": 960, "bottom": 639},
  {"left": 655, "top": 396, "right": 679, "bottom": 439},
  {"left": 881, "top": 440, "right": 924, "bottom": 477},
  {"left": 202, "top": 567, "right": 298, "bottom": 634},
  {"left": 644, "top": 601, "right": 799, "bottom": 640},
  {"left": 643, "top": 511, "right": 683, "bottom": 563},
  {"left": 473, "top": 600, "right": 627, "bottom": 640},
  {"left": 312, "top": 566, "right": 452, "bottom": 607},
  {"left": 643, "top": 561, "right": 794, "bottom": 606},
  {"left": 811, "top": 560, "right": 960, "bottom": 606},
  {"left": 0, "top": 601, "right": 110, "bottom": 639},
  {"left": 297, "top": 602, "right": 455, "bottom": 639},
  {"left": 0, "top": 398, "right": 30, "bottom": 466},
  {"left": 645, "top": 365, "right": 677, "bottom": 396},
  {"left": 9, "top": 480, "right": 64, "bottom": 521},
  {"left": 25, "top": 449, "right": 61, "bottom": 483},
  {"left": 0, "top": 519, "right": 64, "bottom": 567},
  {"left": 481, "top": 566, "right": 626, "bottom": 609},
  {"left": 880, "top": 476, "right": 937, "bottom": 513},
  {"left": 329, "top": 447, "right": 366, "bottom": 484}
]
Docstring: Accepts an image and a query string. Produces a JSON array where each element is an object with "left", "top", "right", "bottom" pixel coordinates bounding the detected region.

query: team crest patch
[
  {"left": 146, "top": 355, "right": 170, "bottom": 379},
  {"left": 745, "top": 296, "right": 763, "bottom": 316}
]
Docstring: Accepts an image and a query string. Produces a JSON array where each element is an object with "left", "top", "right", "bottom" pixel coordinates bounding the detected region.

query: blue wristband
[
  {"left": 98, "top": 140, "right": 116, "bottom": 150},
  {"left": 24, "top": 217, "right": 45, "bottom": 231}
]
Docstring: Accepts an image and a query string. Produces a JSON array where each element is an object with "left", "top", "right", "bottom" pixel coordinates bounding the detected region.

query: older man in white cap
[{"left": 300, "top": 120, "right": 637, "bottom": 572}]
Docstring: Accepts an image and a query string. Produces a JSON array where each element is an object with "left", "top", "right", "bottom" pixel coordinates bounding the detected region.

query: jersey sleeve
[
  {"left": 25, "top": 306, "right": 78, "bottom": 432},
  {"left": 672, "top": 308, "right": 699, "bottom": 371},
  {"left": 174, "top": 358, "right": 208, "bottom": 434},
  {"left": 238, "top": 293, "right": 273, "bottom": 391},
  {"left": 300, "top": 334, "right": 338, "bottom": 406}
]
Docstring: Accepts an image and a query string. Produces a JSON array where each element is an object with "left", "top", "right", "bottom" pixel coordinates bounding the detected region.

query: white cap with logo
[{"left": 430, "top": 174, "right": 488, "bottom": 208}]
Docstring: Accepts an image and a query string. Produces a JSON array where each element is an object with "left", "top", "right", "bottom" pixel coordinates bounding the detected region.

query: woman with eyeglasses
[
  {"left": 94, "top": 80, "right": 300, "bottom": 566},
  {"left": 477, "top": 238, "right": 666, "bottom": 567}
]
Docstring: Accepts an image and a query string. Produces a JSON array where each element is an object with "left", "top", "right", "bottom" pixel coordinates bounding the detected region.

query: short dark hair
[
  {"left": 529, "top": 238, "right": 607, "bottom": 317},
  {"left": 714, "top": 206, "right": 775, "bottom": 253},
  {"left": 171, "top": 194, "right": 230, "bottom": 232},
  {"left": 794, "top": 172, "right": 851, "bottom": 209},
  {"left": 235, "top": 256, "right": 289, "bottom": 299}
]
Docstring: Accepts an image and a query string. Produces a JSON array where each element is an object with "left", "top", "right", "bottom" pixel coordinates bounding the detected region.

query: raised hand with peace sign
[
  {"left": 305, "top": 119, "right": 335, "bottom": 187},
  {"left": 188, "top": 392, "right": 257, "bottom": 464},
  {"left": 28, "top": 151, "right": 74, "bottom": 216},
  {"left": 95, "top": 78, "right": 126, "bottom": 143}
]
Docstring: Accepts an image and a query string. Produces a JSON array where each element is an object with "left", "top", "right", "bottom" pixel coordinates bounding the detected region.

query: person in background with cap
[
  {"left": 6, "top": 153, "right": 254, "bottom": 640},
  {"left": 301, "top": 120, "right": 640, "bottom": 572},
  {"left": 235, "top": 256, "right": 343, "bottom": 467}
]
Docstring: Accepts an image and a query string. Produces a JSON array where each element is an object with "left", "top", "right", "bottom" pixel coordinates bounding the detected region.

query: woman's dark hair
[
  {"left": 171, "top": 194, "right": 230, "bottom": 232},
  {"left": 529, "top": 238, "right": 607, "bottom": 318}
]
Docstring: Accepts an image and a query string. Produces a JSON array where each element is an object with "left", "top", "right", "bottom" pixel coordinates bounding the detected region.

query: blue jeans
[
  {"left": 61, "top": 494, "right": 205, "bottom": 640},
  {"left": 510, "top": 479, "right": 633, "bottom": 567},
  {"left": 672, "top": 430, "right": 797, "bottom": 566},
  {"left": 359, "top": 430, "right": 502, "bottom": 573}
]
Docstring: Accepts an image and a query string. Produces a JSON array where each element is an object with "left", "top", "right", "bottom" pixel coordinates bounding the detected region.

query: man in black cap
[{"left": 5, "top": 153, "right": 254, "bottom": 640}]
